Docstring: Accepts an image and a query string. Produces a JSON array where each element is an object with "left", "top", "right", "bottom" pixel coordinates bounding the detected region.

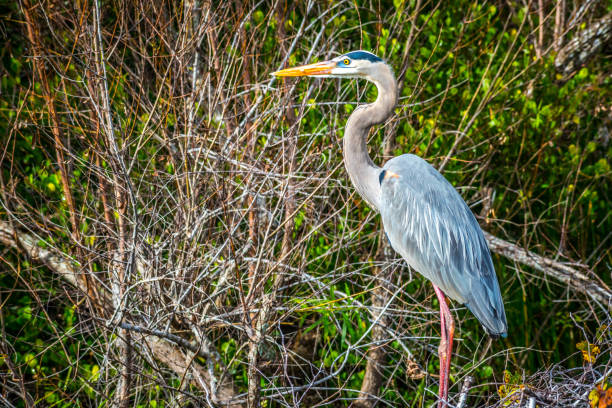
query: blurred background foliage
[{"left": 0, "top": 0, "right": 610, "bottom": 406}]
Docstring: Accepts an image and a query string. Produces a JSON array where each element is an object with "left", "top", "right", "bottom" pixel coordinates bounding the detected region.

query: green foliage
[
  {"left": 1, "top": 0, "right": 610, "bottom": 406},
  {"left": 0, "top": 271, "right": 100, "bottom": 407}
]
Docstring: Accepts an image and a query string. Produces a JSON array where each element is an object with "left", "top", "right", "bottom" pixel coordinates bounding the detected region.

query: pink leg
[
  {"left": 441, "top": 293, "right": 454, "bottom": 406},
  {"left": 437, "top": 290, "right": 447, "bottom": 406},
  {"left": 433, "top": 284, "right": 454, "bottom": 408}
]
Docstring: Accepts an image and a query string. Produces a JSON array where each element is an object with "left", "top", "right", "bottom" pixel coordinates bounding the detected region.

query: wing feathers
[{"left": 380, "top": 154, "right": 507, "bottom": 336}]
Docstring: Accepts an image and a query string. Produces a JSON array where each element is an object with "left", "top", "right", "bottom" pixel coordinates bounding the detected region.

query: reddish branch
[{"left": 21, "top": 0, "right": 79, "bottom": 240}]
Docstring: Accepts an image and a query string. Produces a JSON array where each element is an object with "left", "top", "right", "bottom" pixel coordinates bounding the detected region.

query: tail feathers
[{"left": 466, "top": 297, "right": 507, "bottom": 338}]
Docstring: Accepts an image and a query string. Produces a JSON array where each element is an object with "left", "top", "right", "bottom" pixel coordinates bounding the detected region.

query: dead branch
[
  {"left": 456, "top": 376, "right": 474, "bottom": 408},
  {"left": 144, "top": 335, "right": 243, "bottom": 407},
  {"left": 353, "top": 264, "right": 394, "bottom": 408},
  {"left": 484, "top": 232, "right": 611, "bottom": 308},
  {"left": 3, "top": 1, "right": 610, "bottom": 405},
  {"left": 554, "top": 12, "right": 612, "bottom": 78},
  {"left": 0, "top": 220, "right": 241, "bottom": 406},
  {"left": 4, "top": 215, "right": 609, "bottom": 405}
]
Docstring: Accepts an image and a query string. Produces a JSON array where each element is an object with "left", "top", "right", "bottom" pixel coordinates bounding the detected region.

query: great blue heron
[{"left": 272, "top": 50, "right": 507, "bottom": 407}]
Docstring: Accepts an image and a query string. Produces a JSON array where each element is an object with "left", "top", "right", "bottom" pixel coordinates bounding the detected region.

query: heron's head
[{"left": 271, "top": 51, "right": 388, "bottom": 81}]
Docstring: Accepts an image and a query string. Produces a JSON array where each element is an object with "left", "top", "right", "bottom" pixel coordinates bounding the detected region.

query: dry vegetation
[{"left": 0, "top": 0, "right": 610, "bottom": 407}]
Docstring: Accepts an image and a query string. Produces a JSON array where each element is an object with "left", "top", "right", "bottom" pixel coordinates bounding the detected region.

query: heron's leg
[
  {"left": 444, "top": 302, "right": 455, "bottom": 384},
  {"left": 433, "top": 284, "right": 450, "bottom": 408},
  {"left": 439, "top": 290, "right": 455, "bottom": 405}
]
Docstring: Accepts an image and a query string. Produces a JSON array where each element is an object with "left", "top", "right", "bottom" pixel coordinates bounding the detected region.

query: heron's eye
[{"left": 343, "top": 58, "right": 350, "bottom": 65}]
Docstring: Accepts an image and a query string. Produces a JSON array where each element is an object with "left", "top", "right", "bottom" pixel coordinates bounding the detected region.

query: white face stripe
[{"left": 330, "top": 67, "right": 360, "bottom": 75}]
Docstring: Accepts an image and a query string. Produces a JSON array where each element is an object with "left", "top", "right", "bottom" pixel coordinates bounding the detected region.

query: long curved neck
[{"left": 343, "top": 64, "right": 397, "bottom": 211}]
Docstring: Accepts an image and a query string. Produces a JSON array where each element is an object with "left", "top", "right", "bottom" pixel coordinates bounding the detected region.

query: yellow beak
[{"left": 271, "top": 61, "right": 336, "bottom": 77}]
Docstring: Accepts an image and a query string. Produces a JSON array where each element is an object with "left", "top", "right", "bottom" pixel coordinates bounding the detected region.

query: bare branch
[{"left": 484, "top": 232, "right": 611, "bottom": 308}]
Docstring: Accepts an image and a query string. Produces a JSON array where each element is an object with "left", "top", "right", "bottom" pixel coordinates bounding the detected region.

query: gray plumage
[
  {"left": 336, "top": 51, "right": 507, "bottom": 337},
  {"left": 272, "top": 50, "right": 508, "bottom": 338},
  {"left": 380, "top": 155, "right": 507, "bottom": 336}
]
